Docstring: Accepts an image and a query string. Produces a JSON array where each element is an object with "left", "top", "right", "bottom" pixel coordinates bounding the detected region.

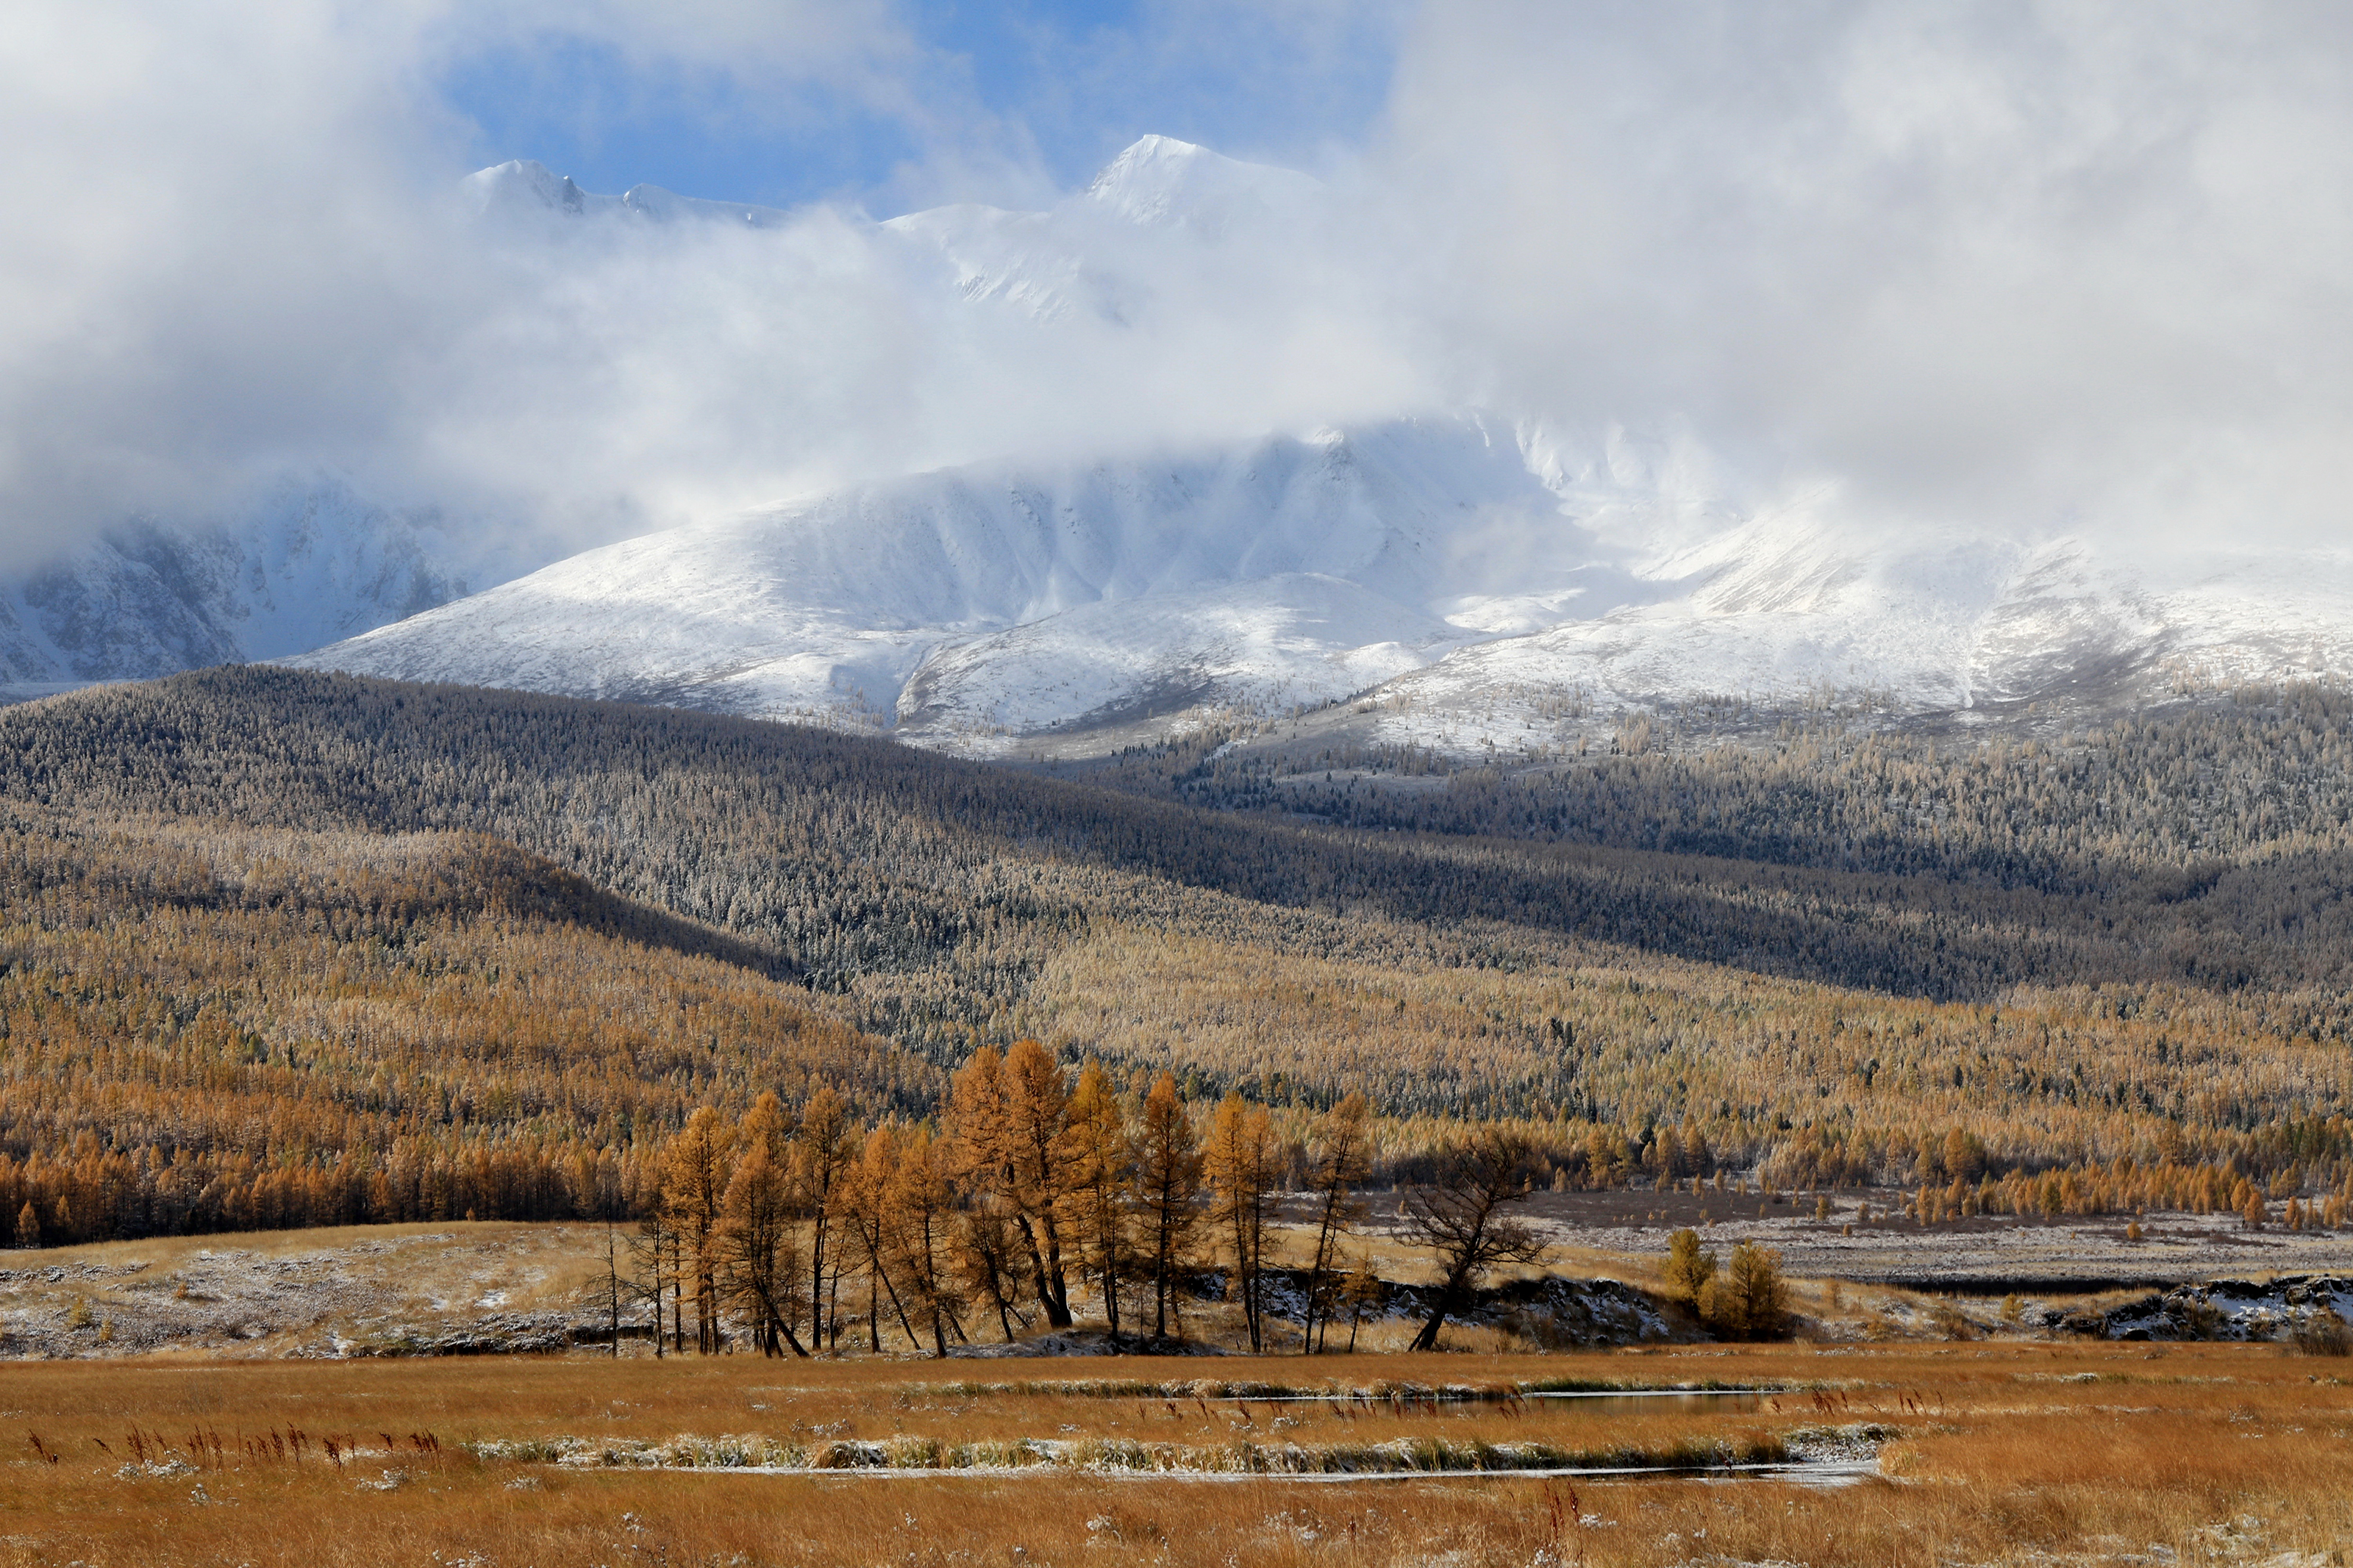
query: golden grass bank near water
[{"left": 4, "top": 1345, "right": 2352, "bottom": 1567}]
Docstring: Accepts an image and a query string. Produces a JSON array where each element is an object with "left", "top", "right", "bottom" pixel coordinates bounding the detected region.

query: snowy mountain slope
[
  {"left": 895, "top": 573, "right": 1476, "bottom": 741},
  {"left": 1347, "top": 523, "right": 2353, "bottom": 757},
  {"left": 274, "top": 135, "right": 2353, "bottom": 757},
  {"left": 0, "top": 479, "right": 469, "bottom": 690},
  {"left": 289, "top": 405, "right": 2353, "bottom": 759},
  {"left": 286, "top": 412, "right": 1640, "bottom": 727}
]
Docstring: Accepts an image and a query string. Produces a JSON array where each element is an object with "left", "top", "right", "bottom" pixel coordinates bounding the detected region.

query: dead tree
[{"left": 1399, "top": 1130, "right": 1548, "bottom": 1352}]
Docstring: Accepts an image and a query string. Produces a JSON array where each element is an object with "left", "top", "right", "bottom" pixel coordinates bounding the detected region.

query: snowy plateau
[{"left": 40, "top": 135, "right": 2352, "bottom": 758}]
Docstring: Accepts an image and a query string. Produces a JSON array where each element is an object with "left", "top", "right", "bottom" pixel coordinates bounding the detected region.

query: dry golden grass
[{"left": 4, "top": 1342, "right": 2351, "bottom": 1566}]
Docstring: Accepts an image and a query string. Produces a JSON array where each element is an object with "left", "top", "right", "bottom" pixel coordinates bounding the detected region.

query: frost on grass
[{"left": 466, "top": 1430, "right": 1803, "bottom": 1478}]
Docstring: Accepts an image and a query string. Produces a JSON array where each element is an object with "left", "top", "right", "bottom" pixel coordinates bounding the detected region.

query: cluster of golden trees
[
  {"left": 618, "top": 1042, "right": 1381, "bottom": 1356},
  {"left": 1662, "top": 1228, "right": 1788, "bottom": 1339},
  {"left": 1872, "top": 1153, "right": 2353, "bottom": 1228}
]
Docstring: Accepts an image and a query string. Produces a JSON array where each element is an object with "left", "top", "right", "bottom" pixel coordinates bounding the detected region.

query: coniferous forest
[{"left": 4, "top": 666, "right": 2353, "bottom": 1254}]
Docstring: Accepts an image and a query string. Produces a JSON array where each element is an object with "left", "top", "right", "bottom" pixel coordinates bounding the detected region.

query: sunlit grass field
[{"left": 5, "top": 1342, "right": 2351, "bottom": 1567}]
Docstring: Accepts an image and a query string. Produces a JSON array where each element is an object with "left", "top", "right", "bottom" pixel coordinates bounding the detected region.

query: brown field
[{"left": 5, "top": 1340, "right": 2352, "bottom": 1567}]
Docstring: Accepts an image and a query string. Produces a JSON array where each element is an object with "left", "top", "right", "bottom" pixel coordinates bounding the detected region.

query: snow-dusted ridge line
[
  {"left": 0, "top": 477, "right": 474, "bottom": 686},
  {"left": 49, "top": 132, "right": 2351, "bottom": 744},
  {"left": 288, "top": 396, "right": 2353, "bottom": 759}
]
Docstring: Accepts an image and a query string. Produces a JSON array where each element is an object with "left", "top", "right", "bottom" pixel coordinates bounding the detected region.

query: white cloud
[
  {"left": 3, "top": 0, "right": 2349, "bottom": 583},
  {"left": 0, "top": 0, "right": 933, "bottom": 572},
  {"left": 1379, "top": 1, "right": 2353, "bottom": 548}
]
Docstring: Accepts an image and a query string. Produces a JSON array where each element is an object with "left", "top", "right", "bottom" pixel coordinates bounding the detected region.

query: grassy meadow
[{"left": 4, "top": 1341, "right": 2352, "bottom": 1566}]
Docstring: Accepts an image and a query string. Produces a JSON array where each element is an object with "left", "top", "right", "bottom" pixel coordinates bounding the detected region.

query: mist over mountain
[
  {"left": 13, "top": 100, "right": 2353, "bottom": 748},
  {"left": 265, "top": 139, "right": 2352, "bottom": 755},
  {"left": 0, "top": 480, "right": 468, "bottom": 691}
]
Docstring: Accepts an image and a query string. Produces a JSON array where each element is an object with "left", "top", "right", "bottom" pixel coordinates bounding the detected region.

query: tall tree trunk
[
  {"left": 1011, "top": 1211, "right": 1074, "bottom": 1328},
  {"left": 808, "top": 1217, "right": 826, "bottom": 1354},
  {"left": 604, "top": 1223, "right": 621, "bottom": 1359},
  {"left": 1409, "top": 1270, "right": 1471, "bottom": 1353},
  {"left": 766, "top": 1302, "right": 809, "bottom": 1358},
  {"left": 670, "top": 1234, "right": 685, "bottom": 1355}
]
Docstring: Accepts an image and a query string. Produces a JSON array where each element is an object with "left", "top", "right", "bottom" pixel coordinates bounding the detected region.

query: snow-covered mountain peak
[
  {"left": 461, "top": 159, "right": 583, "bottom": 215},
  {"left": 1082, "top": 135, "right": 1321, "bottom": 229},
  {"left": 462, "top": 158, "right": 794, "bottom": 229}
]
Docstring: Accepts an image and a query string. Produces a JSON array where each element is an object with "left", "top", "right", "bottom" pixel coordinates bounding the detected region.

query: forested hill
[
  {"left": 1141, "top": 683, "right": 2353, "bottom": 900},
  {"left": 4, "top": 668, "right": 2347, "bottom": 1010},
  {"left": 5, "top": 667, "right": 2353, "bottom": 1235},
  {"left": 0, "top": 811, "right": 933, "bottom": 1241}
]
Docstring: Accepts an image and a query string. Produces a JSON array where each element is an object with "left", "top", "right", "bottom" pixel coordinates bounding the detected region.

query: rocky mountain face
[{"left": 0, "top": 479, "right": 467, "bottom": 694}]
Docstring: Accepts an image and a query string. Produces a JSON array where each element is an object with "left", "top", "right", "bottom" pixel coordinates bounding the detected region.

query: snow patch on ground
[{"left": 2090, "top": 1275, "right": 2353, "bottom": 1342}]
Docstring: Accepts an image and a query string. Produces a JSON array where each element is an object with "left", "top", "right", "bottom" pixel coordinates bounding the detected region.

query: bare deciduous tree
[
  {"left": 1400, "top": 1130, "right": 1548, "bottom": 1352},
  {"left": 1301, "top": 1092, "right": 1371, "bottom": 1354}
]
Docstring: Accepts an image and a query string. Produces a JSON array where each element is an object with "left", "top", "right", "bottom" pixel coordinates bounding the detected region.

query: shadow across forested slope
[
  {"left": 5, "top": 668, "right": 2346, "bottom": 1009},
  {"left": 5, "top": 668, "right": 2353, "bottom": 1244}
]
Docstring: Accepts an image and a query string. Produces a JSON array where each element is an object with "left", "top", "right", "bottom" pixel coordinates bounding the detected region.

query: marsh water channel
[{"left": 476, "top": 1383, "right": 1880, "bottom": 1486}]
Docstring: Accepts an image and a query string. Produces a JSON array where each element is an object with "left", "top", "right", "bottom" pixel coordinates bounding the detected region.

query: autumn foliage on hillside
[
  {"left": 4, "top": 669, "right": 2353, "bottom": 1252},
  {"left": 0, "top": 812, "right": 929, "bottom": 1245}
]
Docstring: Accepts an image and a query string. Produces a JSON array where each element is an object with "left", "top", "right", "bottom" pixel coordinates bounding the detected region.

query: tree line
[{"left": 604, "top": 1041, "right": 1519, "bottom": 1357}]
